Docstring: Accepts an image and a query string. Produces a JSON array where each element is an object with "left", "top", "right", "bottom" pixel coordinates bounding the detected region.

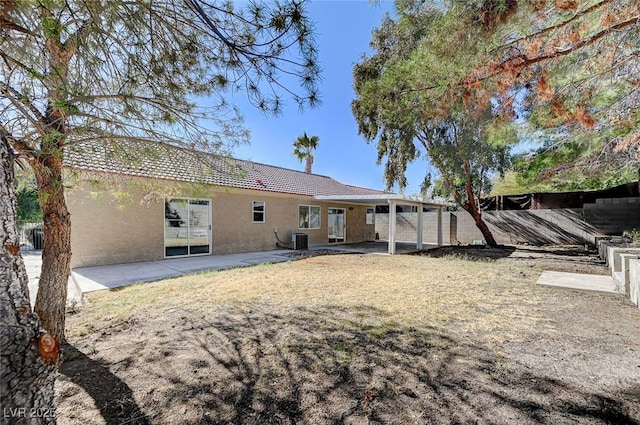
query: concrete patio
[{"left": 24, "top": 241, "right": 430, "bottom": 307}]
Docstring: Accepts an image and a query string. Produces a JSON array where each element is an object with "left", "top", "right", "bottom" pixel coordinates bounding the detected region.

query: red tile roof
[{"left": 65, "top": 140, "right": 387, "bottom": 197}]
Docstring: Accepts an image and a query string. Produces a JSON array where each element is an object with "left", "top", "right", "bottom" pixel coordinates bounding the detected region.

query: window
[
  {"left": 366, "top": 208, "right": 375, "bottom": 224},
  {"left": 252, "top": 201, "right": 265, "bottom": 223},
  {"left": 298, "top": 205, "right": 321, "bottom": 229}
]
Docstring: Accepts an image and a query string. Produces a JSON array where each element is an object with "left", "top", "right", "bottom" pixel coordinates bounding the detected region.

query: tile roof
[{"left": 64, "top": 140, "right": 387, "bottom": 197}]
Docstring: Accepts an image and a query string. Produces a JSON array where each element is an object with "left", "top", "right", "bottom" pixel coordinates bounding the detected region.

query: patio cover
[{"left": 314, "top": 194, "right": 447, "bottom": 254}]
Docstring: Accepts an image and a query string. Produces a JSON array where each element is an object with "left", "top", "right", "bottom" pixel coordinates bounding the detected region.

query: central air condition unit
[{"left": 292, "top": 233, "right": 308, "bottom": 250}]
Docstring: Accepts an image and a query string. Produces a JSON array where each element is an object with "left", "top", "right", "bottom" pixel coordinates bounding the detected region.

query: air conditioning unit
[{"left": 292, "top": 233, "right": 308, "bottom": 250}]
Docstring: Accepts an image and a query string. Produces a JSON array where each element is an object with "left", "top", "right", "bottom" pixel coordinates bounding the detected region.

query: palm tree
[{"left": 293, "top": 132, "right": 319, "bottom": 173}]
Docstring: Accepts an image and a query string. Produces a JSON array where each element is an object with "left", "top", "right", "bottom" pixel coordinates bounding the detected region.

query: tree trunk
[
  {"left": 31, "top": 154, "right": 71, "bottom": 343},
  {"left": 0, "top": 135, "right": 59, "bottom": 425},
  {"left": 466, "top": 203, "right": 498, "bottom": 246},
  {"left": 304, "top": 156, "right": 313, "bottom": 173},
  {"left": 462, "top": 166, "right": 497, "bottom": 247}
]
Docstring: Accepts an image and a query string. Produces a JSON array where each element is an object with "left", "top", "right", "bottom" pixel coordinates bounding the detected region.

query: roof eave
[{"left": 314, "top": 194, "right": 447, "bottom": 208}]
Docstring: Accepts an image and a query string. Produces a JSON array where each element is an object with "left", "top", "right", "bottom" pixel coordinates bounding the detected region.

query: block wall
[{"left": 374, "top": 197, "right": 640, "bottom": 246}]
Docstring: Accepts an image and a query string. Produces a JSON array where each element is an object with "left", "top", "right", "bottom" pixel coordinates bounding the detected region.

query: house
[{"left": 64, "top": 140, "right": 445, "bottom": 268}]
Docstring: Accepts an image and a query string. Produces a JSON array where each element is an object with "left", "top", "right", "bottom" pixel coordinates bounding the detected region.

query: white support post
[
  {"left": 388, "top": 200, "right": 397, "bottom": 254},
  {"left": 437, "top": 207, "right": 443, "bottom": 246},
  {"left": 417, "top": 204, "right": 423, "bottom": 250}
]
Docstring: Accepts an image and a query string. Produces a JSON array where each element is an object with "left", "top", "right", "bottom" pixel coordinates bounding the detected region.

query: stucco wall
[
  {"left": 67, "top": 183, "right": 164, "bottom": 267},
  {"left": 346, "top": 205, "right": 376, "bottom": 243},
  {"left": 67, "top": 175, "right": 375, "bottom": 267},
  {"left": 207, "top": 191, "right": 375, "bottom": 254}
]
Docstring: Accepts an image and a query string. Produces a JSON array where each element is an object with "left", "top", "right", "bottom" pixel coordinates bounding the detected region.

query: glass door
[
  {"left": 328, "top": 208, "right": 346, "bottom": 243},
  {"left": 164, "top": 198, "right": 211, "bottom": 257}
]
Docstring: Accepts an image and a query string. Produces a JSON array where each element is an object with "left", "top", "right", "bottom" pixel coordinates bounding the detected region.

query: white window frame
[
  {"left": 252, "top": 200, "right": 265, "bottom": 223},
  {"left": 164, "top": 197, "right": 212, "bottom": 258},
  {"left": 298, "top": 205, "right": 321, "bottom": 230},
  {"left": 366, "top": 208, "right": 375, "bottom": 224}
]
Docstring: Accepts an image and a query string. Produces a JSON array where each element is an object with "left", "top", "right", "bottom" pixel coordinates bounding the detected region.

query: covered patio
[{"left": 314, "top": 194, "right": 446, "bottom": 254}]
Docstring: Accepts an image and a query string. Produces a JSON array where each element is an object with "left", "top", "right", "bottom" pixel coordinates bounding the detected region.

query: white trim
[
  {"left": 366, "top": 207, "right": 375, "bottom": 225},
  {"left": 388, "top": 200, "right": 397, "bottom": 255},
  {"left": 252, "top": 200, "right": 266, "bottom": 223},
  {"left": 417, "top": 206, "right": 423, "bottom": 250},
  {"left": 298, "top": 204, "right": 321, "bottom": 230},
  {"left": 164, "top": 197, "right": 212, "bottom": 258},
  {"left": 437, "top": 207, "right": 444, "bottom": 246},
  {"left": 327, "top": 207, "right": 346, "bottom": 244},
  {"left": 314, "top": 194, "right": 447, "bottom": 209}
]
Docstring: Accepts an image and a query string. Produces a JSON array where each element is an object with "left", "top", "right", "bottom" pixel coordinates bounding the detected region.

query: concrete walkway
[
  {"left": 26, "top": 249, "right": 300, "bottom": 307},
  {"left": 23, "top": 251, "right": 48, "bottom": 307},
  {"left": 71, "top": 250, "right": 293, "bottom": 293},
  {"left": 536, "top": 270, "right": 622, "bottom": 294},
  {"left": 25, "top": 241, "right": 426, "bottom": 307}
]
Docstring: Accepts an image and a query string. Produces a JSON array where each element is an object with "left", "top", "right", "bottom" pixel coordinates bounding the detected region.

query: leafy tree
[
  {"left": 1, "top": 132, "right": 58, "bottom": 424},
  {"left": 293, "top": 132, "right": 319, "bottom": 173},
  {"left": 508, "top": 146, "right": 638, "bottom": 193},
  {"left": 352, "top": 4, "right": 516, "bottom": 246},
  {"left": 396, "top": 0, "right": 639, "bottom": 184},
  {"left": 420, "top": 112, "right": 513, "bottom": 246},
  {"left": 14, "top": 167, "right": 43, "bottom": 222},
  {"left": 1, "top": 0, "right": 320, "bottom": 341},
  {"left": 16, "top": 186, "right": 42, "bottom": 222}
]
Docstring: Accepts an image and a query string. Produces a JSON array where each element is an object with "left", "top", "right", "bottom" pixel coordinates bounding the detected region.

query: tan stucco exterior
[
  {"left": 66, "top": 182, "right": 164, "bottom": 267},
  {"left": 66, "top": 174, "right": 376, "bottom": 268}
]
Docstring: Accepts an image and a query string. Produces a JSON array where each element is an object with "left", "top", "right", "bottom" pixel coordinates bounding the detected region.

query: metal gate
[{"left": 17, "top": 221, "right": 44, "bottom": 251}]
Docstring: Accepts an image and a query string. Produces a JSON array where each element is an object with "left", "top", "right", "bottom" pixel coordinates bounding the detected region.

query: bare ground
[{"left": 56, "top": 247, "right": 640, "bottom": 425}]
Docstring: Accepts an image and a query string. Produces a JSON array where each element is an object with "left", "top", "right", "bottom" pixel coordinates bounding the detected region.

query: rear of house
[{"left": 64, "top": 141, "right": 383, "bottom": 268}]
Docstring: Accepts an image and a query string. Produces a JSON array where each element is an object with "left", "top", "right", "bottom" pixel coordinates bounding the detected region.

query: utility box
[{"left": 293, "top": 233, "right": 308, "bottom": 250}]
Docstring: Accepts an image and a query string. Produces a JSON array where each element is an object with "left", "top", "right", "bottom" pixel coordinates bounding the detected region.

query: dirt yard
[{"left": 56, "top": 247, "right": 640, "bottom": 424}]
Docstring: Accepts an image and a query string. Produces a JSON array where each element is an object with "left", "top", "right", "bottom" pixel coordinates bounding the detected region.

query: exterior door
[
  {"left": 328, "top": 208, "right": 346, "bottom": 243},
  {"left": 164, "top": 198, "right": 211, "bottom": 257}
]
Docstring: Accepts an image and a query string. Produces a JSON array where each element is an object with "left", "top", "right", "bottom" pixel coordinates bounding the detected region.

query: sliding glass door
[{"left": 164, "top": 198, "right": 211, "bottom": 257}]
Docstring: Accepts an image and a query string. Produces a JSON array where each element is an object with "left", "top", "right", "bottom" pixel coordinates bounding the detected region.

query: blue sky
[{"left": 231, "top": 1, "right": 427, "bottom": 195}]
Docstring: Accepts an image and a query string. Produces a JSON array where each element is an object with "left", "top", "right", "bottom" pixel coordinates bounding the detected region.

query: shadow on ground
[
  {"left": 57, "top": 305, "right": 639, "bottom": 425},
  {"left": 59, "top": 345, "right": 151, "bottom": 424},
  {"left": 412, "top": 245, "right": 517, "bottom": 260}
]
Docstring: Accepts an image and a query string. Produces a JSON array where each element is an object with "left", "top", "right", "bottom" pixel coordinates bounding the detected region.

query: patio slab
[
  {"left": 25, "top": 241, "right": 434, "bottom": 307},
  {"left": 72, "top": 250, "right": 293, "bottom": 293},
  {"left": 536, "top": 271, "right": 621, "bottom": 294}
]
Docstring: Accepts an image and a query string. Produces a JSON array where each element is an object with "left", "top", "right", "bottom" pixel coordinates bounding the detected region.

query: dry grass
[
  {"left": 71, "top": 254, "right": 546, "bottom": 342},
  {"left": 59, "top": 253, "right": 640, "bottom": 425}
]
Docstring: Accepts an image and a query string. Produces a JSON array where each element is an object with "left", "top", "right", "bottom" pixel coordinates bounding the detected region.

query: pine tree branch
[
  {"left": 413, "top": 13, "right": 639, "bottom": 93},
  {"left": 1, "top": 85, "right": 47, "bottom": 134},
  {"left": 501, "top": 0, "right": 613, "bottom": 49},
  {"left": 0, "top": 125, "right": 37, "bottom": 158}
]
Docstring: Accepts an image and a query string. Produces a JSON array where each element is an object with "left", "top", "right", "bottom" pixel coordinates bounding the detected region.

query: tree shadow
[
  {"left": 116, "top": 305, "right": 639, "bottom": 424},
  {"left": 484, "top": 209, "right": 599, "bottom": 245},
  {"left": 59, "top": 344, "right": 151, "bottom": 425}
]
